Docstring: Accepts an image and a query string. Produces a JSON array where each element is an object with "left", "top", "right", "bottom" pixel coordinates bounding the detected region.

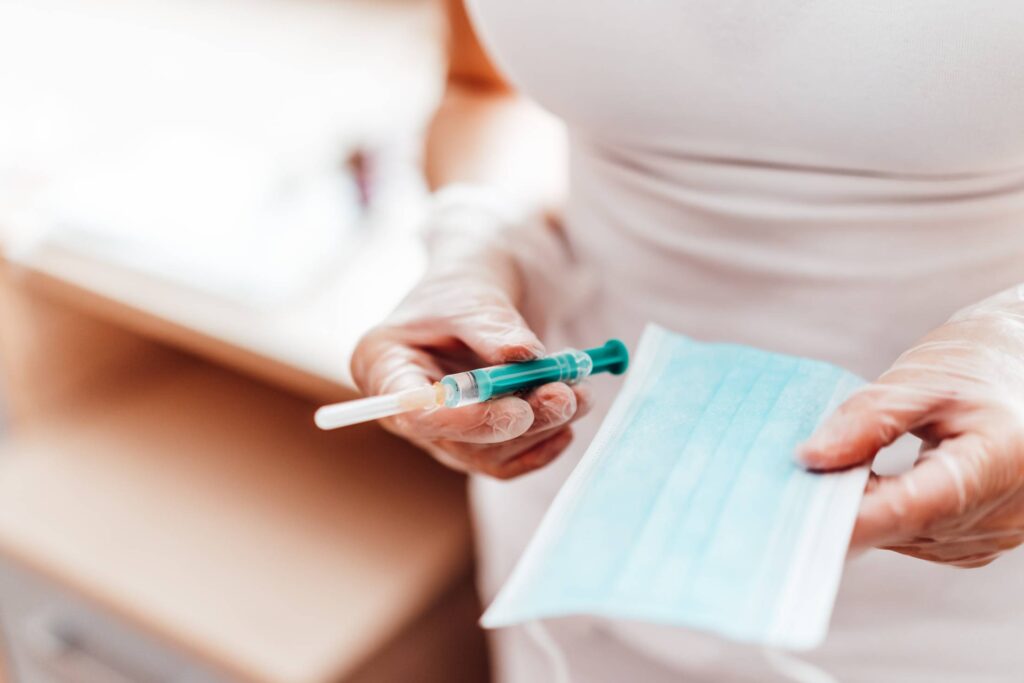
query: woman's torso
[
  {"left": 468, "top": 0, "right": 1024, "bottom": 374},
  {"left": 465, "top": 2, "right": 1024, "bottom": 680}
]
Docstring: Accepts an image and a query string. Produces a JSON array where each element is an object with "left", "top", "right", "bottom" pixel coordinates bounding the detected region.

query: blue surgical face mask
[{"left": 482, "top": 324, "right": 869, "bottom": 650}]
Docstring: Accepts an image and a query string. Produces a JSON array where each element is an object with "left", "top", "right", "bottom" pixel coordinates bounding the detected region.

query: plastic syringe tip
[{"left": 314, "top": 385, "right": 441, "bottom": 430}]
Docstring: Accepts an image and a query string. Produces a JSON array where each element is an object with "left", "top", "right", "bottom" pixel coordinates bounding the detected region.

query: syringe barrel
[{"left": 440, "top": 339, "right": 629, "bottom": 409}]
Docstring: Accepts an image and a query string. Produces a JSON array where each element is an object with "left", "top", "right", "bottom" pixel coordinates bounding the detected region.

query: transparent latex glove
[
  {"left": 799, "top": 287, "right": 1024, "bottom": 567},
  {"left": 350, "top": 246, "right": 591, "bottom": 480}
]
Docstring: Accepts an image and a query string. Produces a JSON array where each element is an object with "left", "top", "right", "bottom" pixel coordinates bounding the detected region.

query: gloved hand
[
  {"left": 799, "top": 286, "right": 1024, "bottom": 567},
  {"left": 350, "top": 189, "right": 590, "bottom": 479}
]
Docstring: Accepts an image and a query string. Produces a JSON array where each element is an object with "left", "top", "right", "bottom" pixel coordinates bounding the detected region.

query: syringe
[{"left": 314, "top": 339, "right": 629, "bottom": 430}]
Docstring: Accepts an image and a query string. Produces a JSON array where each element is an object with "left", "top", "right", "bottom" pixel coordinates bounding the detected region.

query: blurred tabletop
[
  {"left": 0, "top": 0, "right": 445, "bottom": 402},
  {"left": 0, "top": 350, "right": 473, "bottom": 683}
]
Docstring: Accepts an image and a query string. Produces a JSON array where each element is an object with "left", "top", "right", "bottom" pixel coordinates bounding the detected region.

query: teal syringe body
[
  {"left": 313, "top": 339, "right": 630, "bottom": 430},
  {"left": 440, "top": 339, "right": 629, "bottom": 408}
]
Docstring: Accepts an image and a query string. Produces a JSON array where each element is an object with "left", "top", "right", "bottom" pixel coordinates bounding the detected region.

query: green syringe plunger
[{"left": 315, "top": 339, "right": 629, "bottom": 430}]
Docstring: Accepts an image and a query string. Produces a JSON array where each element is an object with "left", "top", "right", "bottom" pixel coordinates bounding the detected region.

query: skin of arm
[{"left": 425, "top": 0, "right": 566, "bottom": 210}]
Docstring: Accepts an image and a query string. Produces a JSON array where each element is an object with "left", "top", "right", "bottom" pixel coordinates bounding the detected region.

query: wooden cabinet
[{"left": 0, "top": 273, "right": 488, "bottom": 683}]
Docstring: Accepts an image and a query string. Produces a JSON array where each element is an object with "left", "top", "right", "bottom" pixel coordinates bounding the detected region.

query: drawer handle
[{"left": 23, "top": 616, "right": 167, "bottom": 683}]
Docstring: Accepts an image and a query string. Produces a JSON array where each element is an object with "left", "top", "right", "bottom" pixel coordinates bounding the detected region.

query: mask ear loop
[
  {"left": 762, "top": 647, "right": 839, "bottom": 683},
  {"left": 524, "top": 620, "right": 571, "bottom": 683}
]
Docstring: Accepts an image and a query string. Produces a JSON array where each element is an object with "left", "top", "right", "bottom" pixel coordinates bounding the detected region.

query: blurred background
[{"left": 0, "top": 0, "right": 490, "bottom": 681}]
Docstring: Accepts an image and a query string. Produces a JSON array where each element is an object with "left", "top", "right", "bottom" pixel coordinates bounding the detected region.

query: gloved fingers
[
  {"left": 450, "top": 300, "right": 547, "bottom": 365},
  {"left": 798, "top": 380, "right": 939, "bottom": 471},
  {"left": 353, "top": 331, "right": 542, "bottom": 444},
  {"left": 950, "top": 553, "right": 1003, "bottom": 569},
  {"left": 404, "top": 273, "right": 547, "bottom": 364},
  {"left": 491, "top": 428, "right": 575, "bottom": 480},
  {"left": 521, "top": 382, "right": 593, "bottom": 437},
  {"left": 434, "top": 419, "right": 576, "bottom": 474},
  {"left": 850, "top": 433, "right": 993, "bottom": 549},
  {"left": 389, "top": 395, "right": 535, "bottom": 444},
  {"left": 387, "top": 305, "right": 545, "bottom": 366},
  {"left": 352, "top": 338, "right": 444, "bottom": 396},
  {"left": 884, "top": 545, "right": 1004, "bottom": 568},
  {"left": 424, "top": 384, "right": 589, "bottom": 477},
  {"left": 428, "top": 429, "right": 574, "bottom": 480},
  {"left": 882, "top": 530, "right": 1024, "bottom": 567}
]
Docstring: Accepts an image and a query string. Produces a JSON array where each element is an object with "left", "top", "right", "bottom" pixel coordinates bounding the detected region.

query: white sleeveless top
[{"left": 464, "top": 2, "right": 1024, "bottom": 681}]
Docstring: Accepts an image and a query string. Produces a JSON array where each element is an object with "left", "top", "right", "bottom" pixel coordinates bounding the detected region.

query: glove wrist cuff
[
  {"left": 949, "top": 283, "right": 1024, "bottom": 323},
  {"left": 423, "top": 183, "right": 530, "bottom": 249}
]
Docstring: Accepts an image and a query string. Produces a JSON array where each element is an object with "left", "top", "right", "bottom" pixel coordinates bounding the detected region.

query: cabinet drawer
[{"left": 0, "top": 558, "right": 227, "bottom": 683}]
